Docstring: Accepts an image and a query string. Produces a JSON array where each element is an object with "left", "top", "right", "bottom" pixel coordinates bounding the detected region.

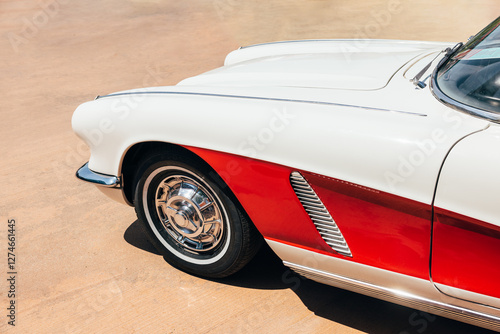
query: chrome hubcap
[{"left": 155, "top": 175, "right": 224, "bottom": 253}]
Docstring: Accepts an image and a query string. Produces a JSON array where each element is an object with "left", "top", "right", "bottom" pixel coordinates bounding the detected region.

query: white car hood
[{"left": 178, "top": 39, "right": 449, "bottom": 91}]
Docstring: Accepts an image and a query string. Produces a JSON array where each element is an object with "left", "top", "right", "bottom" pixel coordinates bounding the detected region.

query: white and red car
[{"left": 73, "top": 17, "right": 500, "bottom": 330}]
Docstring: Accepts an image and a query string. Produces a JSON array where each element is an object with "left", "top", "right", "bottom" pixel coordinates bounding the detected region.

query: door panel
[
  {"left": 432, "top": 126, "right": 500, "bottom": 307},
  {"left": 432, "top": 208, "right": 500, "bottom": 301}
]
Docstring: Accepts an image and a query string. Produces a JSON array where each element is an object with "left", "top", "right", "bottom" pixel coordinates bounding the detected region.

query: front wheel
[{"left": 134, "top": 154, "right": 261, "bottom": 278}]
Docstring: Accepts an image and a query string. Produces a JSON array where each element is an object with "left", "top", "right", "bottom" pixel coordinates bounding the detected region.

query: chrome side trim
[
  {"left": 238, "top": 39, "right": 438, "bottom": 50},
  {"left": 76, "top": 162, "right": 121, "bottom": 188},
  {"left": 101, "top": 91, "right": 427, "bottom": 117},
  {"left": 436, "top": 283, "right": 500, "bottom": 310},
  {"left": 239, "top": 39, "right": 341, "bottom": 49},
  {"left": 287, "top": 262, "right": 500, "bottom": 331},
  {"left": 430, "top": 72, "right": 500, "bottom": 123},
  {"left": 266, "top": 239, "right": 500, "bottom": 332},
  {"left": 290, "top": 172, "right": 352, "bottom": 257}
]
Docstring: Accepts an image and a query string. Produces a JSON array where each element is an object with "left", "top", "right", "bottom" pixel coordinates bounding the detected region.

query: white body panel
[
  {"left": 180, "top": 40, "right": 450, "bottom": 91},
  {"left": 72, "top": 40, "right": 488, "bottom": 205},
  {"left": 73, "top": 53, "right": 489, "bottom": 206},
  {"left": 224, "top": 39, "right": 448, "bottom": 65},
  {"left": 72, "top": 38, "right": 500, "bottom": 330},
  {"left": 434, "top": 124, "right": 500, "bottom": 226}
]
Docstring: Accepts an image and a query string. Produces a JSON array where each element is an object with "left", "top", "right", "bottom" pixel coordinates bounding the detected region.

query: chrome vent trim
[{"left": 290, "top": 171, "right": 352, "bottom": 257}]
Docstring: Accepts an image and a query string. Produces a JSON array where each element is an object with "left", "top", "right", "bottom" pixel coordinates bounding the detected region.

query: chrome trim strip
[
  {"left": 286, "top": 262, "right": 500, "bottom": 331},
  {"left": 266, "top": 239, "right": 500, "bottom": 332},
  {"left": 76, "top": 162, "right": 121, "bottom": 188},
  {"left": 239, "top": 39, "right": 342, "bottom": 49},
  {"left": 239, "top": 39, "right": 450, "bottom": 50},
  {"left": 101, "top": 91, "right": 427, "bottom": 117},
  {"left": 436, "top": 283, "right": 500, "bottom": 310},
  {"left": 290, "top": 172, "right": 352, "bottom": 257},
  {"left": 430, "top": 71, "right": 500, "bottom": 123}
]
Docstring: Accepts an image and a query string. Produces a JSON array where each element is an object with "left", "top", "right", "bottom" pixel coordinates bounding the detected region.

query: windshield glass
[{"left": 435, "top": 16, "right": 500, "bottom": 118}]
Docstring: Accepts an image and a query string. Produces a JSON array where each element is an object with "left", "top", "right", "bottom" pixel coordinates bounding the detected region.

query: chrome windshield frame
[
  {"left": 430, "top": 16, "right": 500, "bottom": 124},
  {"left": 430, "top": 71, "right": 500, "bottom": 124}
]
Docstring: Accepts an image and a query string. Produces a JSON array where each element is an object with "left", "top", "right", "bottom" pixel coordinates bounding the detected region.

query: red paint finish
[
  {"left": 185, "top": 146, "right": 335, "bottom": 254},
  {"left": 303, "top": 172, "right": 432, "bottom": 280},
  {"left": 185, "top": 146, "right": 433, "bottom": 279},
  {"left": 432, "top": 208, "right": 500, "bottom": 298}
]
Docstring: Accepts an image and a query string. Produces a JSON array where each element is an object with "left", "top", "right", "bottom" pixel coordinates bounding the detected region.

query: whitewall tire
[{"left": 134, "top": 153, "right": 261, "bottom": 278}]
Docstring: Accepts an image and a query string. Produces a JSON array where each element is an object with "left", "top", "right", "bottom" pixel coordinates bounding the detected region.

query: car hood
[{"left": 178, "top": 39, "right": 449, "bottom": 91}]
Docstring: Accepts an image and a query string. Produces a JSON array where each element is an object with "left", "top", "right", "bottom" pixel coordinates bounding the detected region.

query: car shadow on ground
[{"left": 124, "top": 220, "right": 495, "bottom": 334}]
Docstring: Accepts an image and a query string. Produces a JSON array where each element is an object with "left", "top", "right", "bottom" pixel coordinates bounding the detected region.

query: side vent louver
[{"left": 290, "top": 172, "right": 352, "bottom": 257}]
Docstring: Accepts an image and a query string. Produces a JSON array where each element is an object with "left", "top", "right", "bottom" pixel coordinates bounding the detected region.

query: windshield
[{"left": 434, "top": 16, "right": 500, "bottom": 120}]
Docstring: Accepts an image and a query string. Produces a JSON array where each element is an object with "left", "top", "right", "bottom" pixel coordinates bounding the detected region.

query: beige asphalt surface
[{"left": 1, "top": 1, "right": 500, "bottom": 333}]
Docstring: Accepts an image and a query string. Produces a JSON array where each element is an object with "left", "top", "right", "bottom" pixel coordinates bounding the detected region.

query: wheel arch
[
  {"left": 120, "top": 141, "right": 242, "bottom": 211},
  {"left": 121, "top": 142, "right": 198, "bottom": 205},
  {"left": 130, "top": 142, "right": 265, "bottom": 277}
]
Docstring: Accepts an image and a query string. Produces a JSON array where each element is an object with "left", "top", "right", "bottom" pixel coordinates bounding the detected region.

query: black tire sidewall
[{"left": 134, "top": 155, "right": 245, "bottom": 278}]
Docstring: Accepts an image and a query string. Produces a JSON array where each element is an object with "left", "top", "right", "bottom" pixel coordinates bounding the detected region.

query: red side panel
[
  {"left": 185, "top": 146, "right": 335, "bottom": 254},
  {"left": 185, "top": 146, "right": 432, "bottom": 279},
  {"left": 303, "top": 172, "right": 432, "bottom": 280},
  {"left": 432, "top": 208, "right": 500, "bottom": 298}
]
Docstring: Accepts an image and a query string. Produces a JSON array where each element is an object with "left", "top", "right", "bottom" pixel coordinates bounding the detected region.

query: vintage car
[{"left": 73, "top": 17, "right": 500, "bottom": 330}]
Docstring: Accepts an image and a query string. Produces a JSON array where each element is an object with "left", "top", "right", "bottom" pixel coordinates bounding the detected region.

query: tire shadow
[
  {"left": 123, "top": 219, "right": 161, "bottom": 255},
  {"left": 124, "top": 220, "right": 496, "bottom": 334}
]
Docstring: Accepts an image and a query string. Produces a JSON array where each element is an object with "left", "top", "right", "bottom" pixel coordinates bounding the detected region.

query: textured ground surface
[{"left": 1, "top": 1, "right": 499, "bottom": 333}]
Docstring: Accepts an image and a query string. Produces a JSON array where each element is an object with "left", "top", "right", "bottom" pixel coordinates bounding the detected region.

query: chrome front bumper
[
  {"left": 76, "top": 162, "right": 130, "bottom": 205},
  {"left": 76, "top": 162, "right": 121, "bottom": 187}
]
